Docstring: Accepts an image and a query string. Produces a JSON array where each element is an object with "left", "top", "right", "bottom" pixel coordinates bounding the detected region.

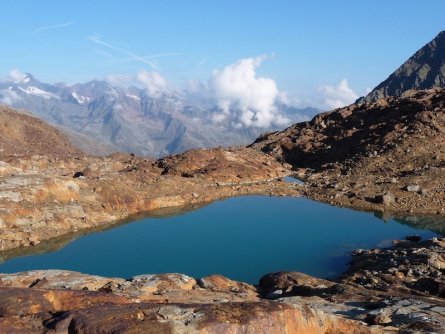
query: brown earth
[
  {"left": 0, "top": 105, "right": 82, "bottom": 158},
  {"left": 251, "top": 88, "right": 445, "bottom": 217}
]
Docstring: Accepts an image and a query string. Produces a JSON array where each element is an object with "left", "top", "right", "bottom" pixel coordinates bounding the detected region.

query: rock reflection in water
[{"left": 0, "top": 202, "right": 210, "bottom": 264}]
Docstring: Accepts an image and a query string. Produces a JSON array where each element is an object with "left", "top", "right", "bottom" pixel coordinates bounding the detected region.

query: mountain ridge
[
  {"left": 0, "top": 74, "right": 319, "bottom": 158},
  {"left": 363, "top": 30, "right": 445, "bottom": 103}
]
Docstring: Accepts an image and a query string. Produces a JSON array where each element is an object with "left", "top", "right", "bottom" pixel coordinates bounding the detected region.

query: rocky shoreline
[
  {"left": 1, "top": 236, "right": 444, "bottom": 333},
  {"left": 2, "top": 145, "right": 445, "bottom": 255},
  {"left": 0, "top": 147, "right": 299, "bottom": 253}
]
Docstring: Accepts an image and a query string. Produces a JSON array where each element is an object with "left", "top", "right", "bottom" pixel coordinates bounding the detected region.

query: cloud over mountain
[
  {"left": 209, "top": 56, "right": 288, "bottom": 128},
  {"left": 137, "top": 71, "right": 168, "bottom": 98},
  {"left": 3, "top": 69, "right": 27, "bottom": 83},
  {"left": 0, "top": 68, "right": 319, "bottom": 157},
  {"left": 0, "top": 89, "right": 21, "bottom": 105},
  {"left": 319, "top": 79, "right": 358, "bottom": 109},
  {"left": 101, "top": 56, "right": 293, "bottom": 128}
]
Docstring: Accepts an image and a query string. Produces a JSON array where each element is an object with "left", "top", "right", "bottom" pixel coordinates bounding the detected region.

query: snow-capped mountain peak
[
  {"left": 0, "top": 73, "right": 319, "bottom": 157},
  {"left": 22, "top": 75, "right": 31, "bottom": 84},
  {"left": 21, "top": 73, "right": 38, "bottom": 85}
]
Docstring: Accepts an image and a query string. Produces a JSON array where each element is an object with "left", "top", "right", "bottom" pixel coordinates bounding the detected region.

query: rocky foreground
[{"left": 0, "top": 237, "right": 444, "bottom": 333}]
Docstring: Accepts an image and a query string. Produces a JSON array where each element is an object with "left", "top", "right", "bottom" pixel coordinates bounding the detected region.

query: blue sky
[{"left": 1, "top": 0, "right": 444, "bottom": 107}]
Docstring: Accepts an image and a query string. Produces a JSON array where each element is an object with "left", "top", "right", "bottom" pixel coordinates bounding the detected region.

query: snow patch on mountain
[
  {"left": 71, "top": 92, "right": 92, "bottom": 104},
  {"left": 0, "top": 72, "right": 320, "bottom": 157},
  {"left": 126, "top": 94, "right": 141, "bottom": 101},
  {"left": 18, "top": 86, "right": 59, "bottom": 100}
]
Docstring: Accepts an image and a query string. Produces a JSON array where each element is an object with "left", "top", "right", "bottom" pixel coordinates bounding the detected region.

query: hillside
[
  {"left": 252, "top": 88, "right": 445, "bottom": 169},
  {"left": 251, "top": 88, "right": 445, "bottom": 214},
  {"left": 363, "top": 30, "right": 445, "bottom": 103},
  {"left": 0, "top": 103, "right": 292, "bottom": 253},
  {"left": 55, "top": 124, "right": 119, "bottom": 156},
  {"left": 0, "top": 105, "right": 81, "bottom": 158}
]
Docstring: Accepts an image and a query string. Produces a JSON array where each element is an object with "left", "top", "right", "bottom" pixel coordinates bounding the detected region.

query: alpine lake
[{"left": 0, "top": 178, "right": 442, "bottom": 284}]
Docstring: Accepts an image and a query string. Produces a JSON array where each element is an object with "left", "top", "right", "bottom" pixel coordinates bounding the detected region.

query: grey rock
[
  {"left": 375, "top": 192, "right": 395, "bottom": 205},
  {"left": 405, "top": 184, "right": 421, "bottom": 192}
]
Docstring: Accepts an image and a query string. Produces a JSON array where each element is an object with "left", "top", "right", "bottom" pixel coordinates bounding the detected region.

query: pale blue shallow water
[{"left": 0, "top": 196, "right": 439, "bottom": 283}]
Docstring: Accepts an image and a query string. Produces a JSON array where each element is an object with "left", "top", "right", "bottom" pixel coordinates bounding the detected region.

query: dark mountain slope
[
  {"left": 251, "top": 88, "right": 445, "bottom": 171},
  {"left": 364, "top": 31, "right": 445, "bottom": 103},
  {"left": 251, "top": 88, "right": 445, "bottom": 215}
]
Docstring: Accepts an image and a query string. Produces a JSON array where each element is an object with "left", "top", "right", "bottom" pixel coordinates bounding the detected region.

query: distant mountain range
[
  {"left": 0, "top": 74, "right": 319, "bottom": 157},
  {"left": 363, "top": 30, "right": 445, "bottom": 103}
]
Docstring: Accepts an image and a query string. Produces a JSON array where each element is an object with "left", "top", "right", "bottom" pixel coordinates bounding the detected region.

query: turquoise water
[{"left": 0, "top": 196, "right": 440, "bottom": 283}]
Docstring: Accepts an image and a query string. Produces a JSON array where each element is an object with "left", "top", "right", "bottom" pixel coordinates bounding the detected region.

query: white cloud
[
  {"left": 88, "top": 35, "right": 157, "bottom": 68},
  {"left": 277, "top": 91, "right": 290, "bottom": 105},
  {"left": 32, "top": 22, "right": 72, "bottom": 34},
  {"left": 105, "top": 71, "right": 169, "bottom": 98},
  {"left": 209, "top": 55, "right": 288, "bottom": 128},
  {"left": 88, "top": 35, "right": 183, "bottom": 69},
  {"left": 0, "top": 89, "right": 22, "bottom": 105},
  {"left": 106, "top": 73, "right": 133, "bottom": 86},
  {"left": 318, "top": 79, "right": 358, "bottom": 109},
  {"left": 4, "top": 69, "right": 26, "bottom": 83},
  {"left": 136, "top": 70, "right": 168, "bottom": 98}
]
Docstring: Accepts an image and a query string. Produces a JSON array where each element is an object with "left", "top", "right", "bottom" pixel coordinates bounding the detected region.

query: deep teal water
[{"left": 0, "top": 196, "right": 439, "bottom": 283}]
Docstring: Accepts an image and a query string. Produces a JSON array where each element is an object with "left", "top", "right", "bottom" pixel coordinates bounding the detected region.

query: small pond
[{"left": 0, "top": 196, "right": 440, "bottom": 283}]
